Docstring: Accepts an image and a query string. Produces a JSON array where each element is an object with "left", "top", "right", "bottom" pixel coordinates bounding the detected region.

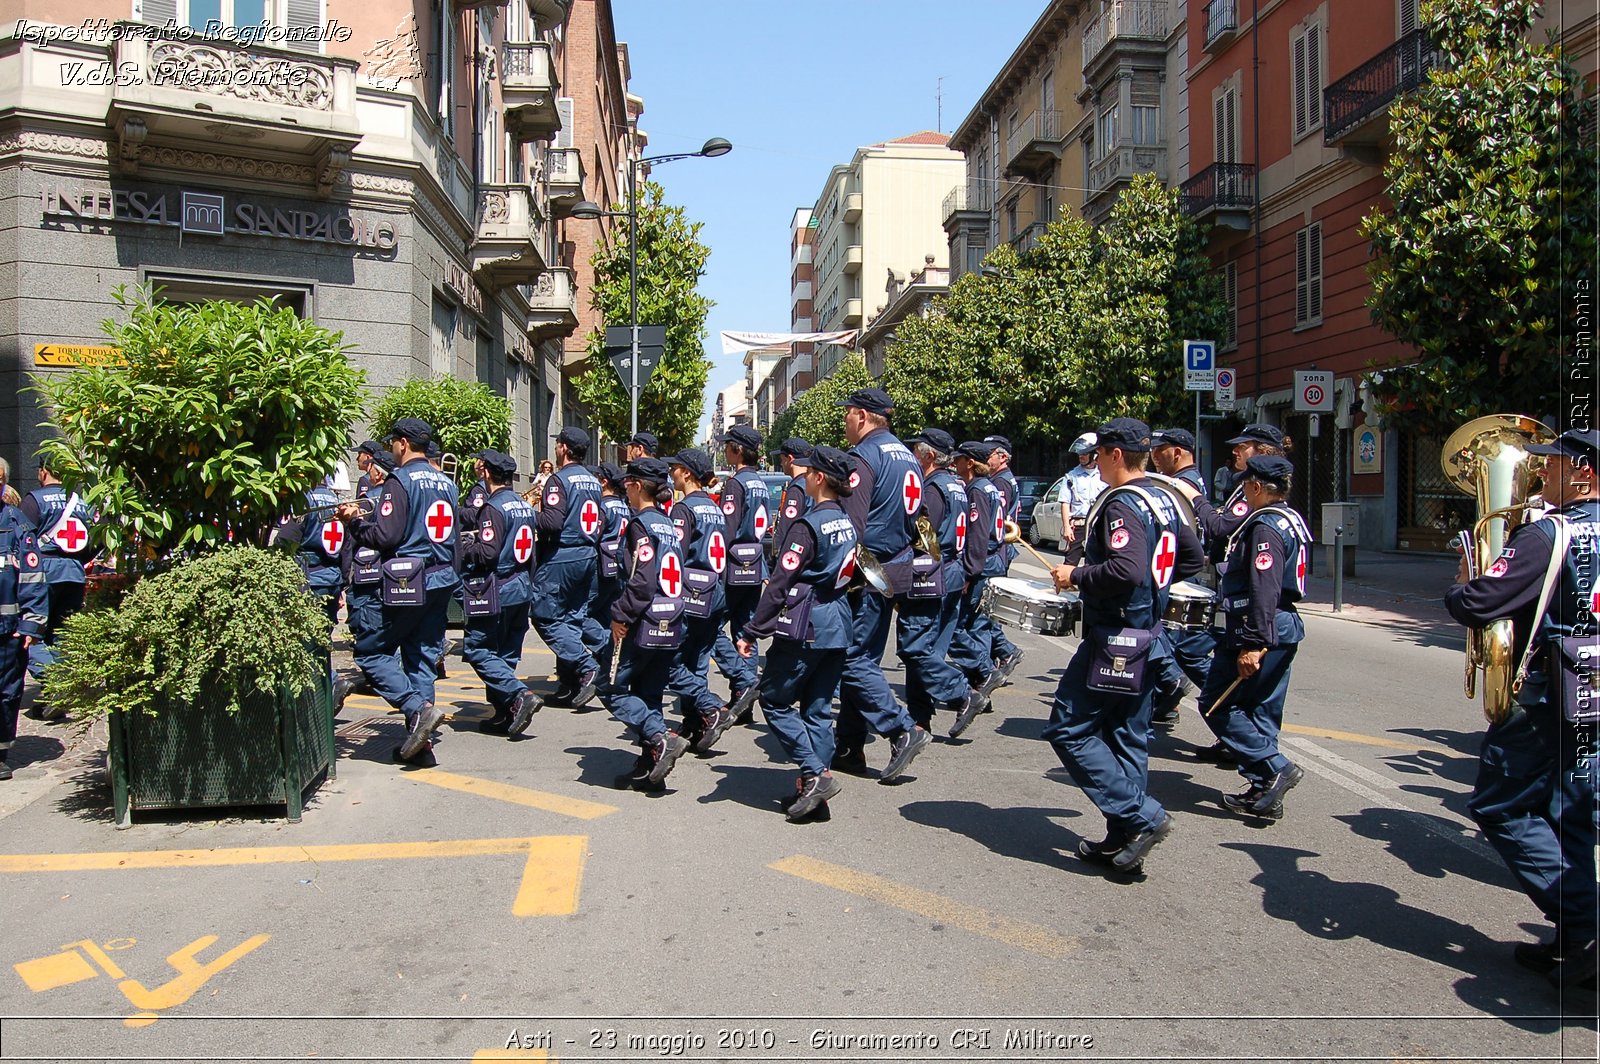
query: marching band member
[
  {"left": 979, "top": 434, "right": 1026, "bottom": 690},
  {"left": 533, "top": 428, "right": 605, "bottom": 709},
  {"left": 0, "top": 479, "right": 46, "bottom": 780},
  {"left": 1149, "top": 428, "right": 1213, "bottom": 725},
  {"left": 589, "top": 463, "right": 632, "bottom": 705},
  {"left": 770, "top": 438, "right": 814, "bottom": 547},
  {"left": 949, "top": 440, "right": 1008, "bottom": 696},
  {"left": 710, "top": 426, "right": 771, "bottom": 724},
  {"left": 20, "top": 456, "right": 97, "bottom": 691},
  {"left": 667, "top": 449, "right": 736, "bottom": 753}
]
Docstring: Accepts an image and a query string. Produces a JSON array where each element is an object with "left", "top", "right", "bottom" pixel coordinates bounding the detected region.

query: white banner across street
[{"left": 719, "top": 329, "right": 858, "bottom": 356}]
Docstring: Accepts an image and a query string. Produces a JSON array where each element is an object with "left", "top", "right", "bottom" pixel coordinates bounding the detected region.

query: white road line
[{"left": 1282, "top": 736, "right": 1404, "bottom": 791}]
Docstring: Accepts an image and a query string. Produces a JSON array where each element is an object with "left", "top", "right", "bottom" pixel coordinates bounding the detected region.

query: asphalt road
[{"left": 1, "top": 545, "right": 1595, "bottom": 1063}]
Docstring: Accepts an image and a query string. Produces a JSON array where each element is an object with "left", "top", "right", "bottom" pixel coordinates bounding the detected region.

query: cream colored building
[{"left": 808, "top": 131, "right": 962, "bottom": 382}]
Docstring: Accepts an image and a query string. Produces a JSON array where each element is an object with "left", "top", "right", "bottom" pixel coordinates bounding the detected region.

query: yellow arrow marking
[
  {"left": 769, "top": 855, "right": 1080, "bottom": 959},
  {"left": 0, "top": 837, "right": 587, "bottom": 918},
  {"left": 409, "top": 771, "right": 618, "bottom": 820}
]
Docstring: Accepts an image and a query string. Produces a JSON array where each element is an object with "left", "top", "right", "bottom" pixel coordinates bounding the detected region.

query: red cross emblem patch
[
  {"left": 579, "top": 499, "right": 601, "bottom": 538},
  {"left": 781, "top": 547, "right": 803, "bottom": 572},
  {"left": 635, "top": 539, "right": 654, "bottom": 564},
  {"left": 955, "top": 510, "right": 967, "bottom": 553},
  {"left": 785, "top": 501, "right": 798, "bottom": 519},
  {"left": 1295, "top": 546, "right": 1307, "bottom": 592},
  {"left": 54, "top": 516, "right": 89, "bottom": 552},
  {"left": 319, "top": 521, "right": 345, "bottom": 556},
  {"left": 753, "top": 504, "right": 769, "bottom": 539},
  {"left": 707, "top": 530, "right": 728, "bottom": 573},
  {"left": 513, "top": 525, "right": 534, "bottom": 564},
  {"left": 380, "top": 498, "right": 394, "bottom": 517},
  {"left": 1486, "top": 557, "right": 1509, "bottom": 578},
  {"left": 1231, "top": 499, "right": 1250, "bottom": 517},
  {"left": 994, "top": 508, "right": 1006, "bottom": 543},
  {"left": 723, "top": 499, "right": 737, "bottom": 516},
  {"left": 546, "top": 489, "right": 560, "bottom": 508},
  {"left": 848, "top": 470, "right": 860, "bottom": 489},
  {"left": 835, "top": 550, "right": 856, "bottom": 589},
  {"left": 481, "top": 523, "right": 495, "bottom": 544},
  {"left": 25, "top": 551, "right": 39, "bottom": 568},
  {"left": 1110, "top": 528, "right": 1130, "bottom": 550},
  {"left": 902, "top": 470, "right": 923, "bottom": 515},
  {"left": 1151, "top": 530, "right": 1177, "bottom": 588},
  {"left": 424, "top": 500, "right": 455, "bottom": 543},
  {"left": 1255, "top": 551, "right": 1274, "bottom": 571},
  {"left": 659, "top": 551, "right": 683, "bottom": 597}
]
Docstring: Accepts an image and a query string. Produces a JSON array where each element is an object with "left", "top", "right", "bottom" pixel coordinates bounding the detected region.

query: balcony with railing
[
  {"left": 1202, "top": 0, "right": 1238, "bottom": 51},
  {"left": 843, "top": 298, "right": 863, "bottom": 325},
  {"left": 942, "top": 181, "right": 993, "bottom": 228},
  {"left": 1179, "top": 162, "right": 1256, "bottom": 228},
  {"left": 542, "top": 146, "right": 584, "bottom": 213},
  {"left": 502, "top": 41, "right": 559, "bottom": 139},
  {"left": 1082, "top": 0, "right": 1170, "bottom": 72},
  {"left": 1085, "top": 142, "right": 1168, "bottom": 205},
  {"left": 1324, "top": 30, "right": 1443, "bottom": 145},
  {"left": 471, "top": 184, "right": 547, "bottom": 286},
  {"left": 525, "top": 267, "right": 578, "bottom": 338},
  {"left": 1005, "top": 110, "right": 1066, "bottom": 174},
  {"left": 1009, "top": 221, "right": 1049, "bottom": 255}
]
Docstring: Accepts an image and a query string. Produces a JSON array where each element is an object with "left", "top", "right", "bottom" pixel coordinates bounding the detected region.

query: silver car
[{"left": 1029, "top": 475, "right": 1069, "bottom": 549}]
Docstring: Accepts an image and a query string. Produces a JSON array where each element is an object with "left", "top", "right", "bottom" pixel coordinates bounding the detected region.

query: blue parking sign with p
[{"left": 1184, "top": 341, "right": 1215, "bottom": 371}]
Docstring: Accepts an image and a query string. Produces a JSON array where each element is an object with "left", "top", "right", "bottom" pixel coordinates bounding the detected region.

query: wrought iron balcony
[
  {"left": 542, "top": 146, "right": 584, "bottom": 213},
  {"left": 471, "top": 184, "right": 547, "bottom": 287},
  {"left": 525, "top": 267, "right": 578, "bottom": 339},
  {"left": 501, "top": 41, "right": 559, "bottom": 139},
  {"left": 1202, "top": 0, "right": 1238, "bottom": 50},
  {"left": 1179, "top": 162, "right": 1256, "bottom": 228},
  {"left": 1009, "top": 221, "right": 1049, "bottom": 255},
  {"left": 1086, "top": 142, "right": 1168, "bottom": 203},
  {"left": 1005, "top": 110, "right": 1066, "bottom": 174},
  {"left": 1324, "top": 29, "right": 1443, "bottom": 145},
  {"left": 1083, "top": 0, "right": 1170, "bottom": 70},
  {"left": 942, "top": 181, "right": 992, "bottom": 227}
]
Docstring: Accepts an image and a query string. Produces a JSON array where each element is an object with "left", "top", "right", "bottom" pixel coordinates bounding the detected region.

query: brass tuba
[{"left": 1441, "top": 414, "right": 1555, "bottom": 722}]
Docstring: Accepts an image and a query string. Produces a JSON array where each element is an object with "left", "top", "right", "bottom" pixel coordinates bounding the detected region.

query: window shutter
[
  {"left": 1292, "top": 31, "right": 1308, "bottom": 137},
  {"left": 1215, "top": 86, "right": 1238, "bottom": 163},
  {"left": 1308, "top": 223, "right": 1323, "bottom": 321},
  {"left": 285, "top": 0, "right": 323, "bottom": 54},
  {"left": 554, "top": 96, "right": 575, "bottom": 148},
  {"left": 1399, "top": 0, "right": 1418, "bottom": 37},
  {"left": 1295, "top": 228, "right": 1309, "bottom": 325},
  {"left": 1224, "top": 263, "right": 1238, "bottom": 348},
  {"left": 135, "top": 0, "right": 178, "bottom": 26},
  {"left": 1308, "top": 24, "right": 1322, "bottom": 132}
]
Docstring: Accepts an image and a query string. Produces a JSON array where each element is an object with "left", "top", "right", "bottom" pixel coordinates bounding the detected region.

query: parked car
[
  {"left": 1030, "top": 475, "right": 1069, "bottom": 549},
  {"left": 1014, "top": 475, "right": 1053, "bottom": 540}
]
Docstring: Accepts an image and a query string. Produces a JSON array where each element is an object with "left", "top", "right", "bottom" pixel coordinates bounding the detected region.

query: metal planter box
[{"left": 106, "top": 664, "right": 335, "bottom": 829}]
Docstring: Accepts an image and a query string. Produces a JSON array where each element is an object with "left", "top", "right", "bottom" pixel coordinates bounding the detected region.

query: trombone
[{"left": 289, "top": 497, "right": 375, "bottom": 522}]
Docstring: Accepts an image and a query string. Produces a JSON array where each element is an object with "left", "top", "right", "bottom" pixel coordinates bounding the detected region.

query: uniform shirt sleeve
[
  {"left": 17, "top": 494, "right": 42, "bottom": 528},
  {"left": 994, "top": 477, "right": 1016, "bottom": 520},
  {"left": 459, "top": 482, "right": 489, "bottom": 526},
  {"left": 13, "top": 527, "right": 49, "bottom": 636},
  {"left": 963, "top": 488, "right": 990, "bottom": 578},
  {"left": 842, "top": 454, "right": 874, "bottom": 536},
  {"left": 721, "top": 474, "right": 748, "bottom": 537},
  {"left": 1174, "top": 518, "right": 1206, "bottom": 582},
  {"left": 1073, "top": 498, "right": 1148, "bottom": 599},
  {"left": 461, "top": 503, "right": 506, "bottom": 570},
  {"left": 611, "top": 521, "right": 661, "bottom": 626},
  {"left": 670, "top": 500, "right": 697, "bottom": 549},
  {"left": 1445, "top": 522, "right": 1552, "bottom": 635},
  {"left": 1193, "top": 492, "right": 1248, "bottom": 540},
  {"left": 536, "top": 473, "right": 567, "bottom": 533},
  {"left": 773, "top": 482, "right": 806, "bottom": 543},
  {"left": 350, "top": 481, "right": 408, "bottom": 553},
  {"left": 921, "top": 479, "right": 947, "bottom": 538},
  {"left": 745, "top": 522, "right": 817, "bottom": 640},
  {"left": 1237, "top": 524, "right": 1289, "bottom": 648}
]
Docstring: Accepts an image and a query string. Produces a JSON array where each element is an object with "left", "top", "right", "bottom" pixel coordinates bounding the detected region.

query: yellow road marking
[
  {"left": 0, "top": 837, "right": 587, "bottom": 918},
  {"left": 472, "top": 1050, "right": 551, "bottom": 1061},
  {"left": 410, "top": 771, "right": 617, "bottom": 820},
  {"left": 769, "top": 855, "right": 1080, "bottom": 959},
  {"left": 1282, "top": 723, "right": 1452, "bottom": 753}
]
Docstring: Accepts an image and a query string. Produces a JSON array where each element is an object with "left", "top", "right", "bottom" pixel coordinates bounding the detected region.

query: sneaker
[
  {"left": 947, "top": 689, "right": 989, "bottom": 740},
  {"left": 991, "top": 649, "right": 1025, "bottom": 686},
  {"left": 1076, "top": 833, "right": 1125, "bottom": 867},
  {"left": 645, "top": 733, "right": 690, "bottom": 784},
  {"left": 1250, "top": 764, "right": 1304, "bottom": 814},
  {"left": 546, "top": 683, "right": 576, "bottom": 708},
  {"left": 729, "top": 685, "right": 760, "bottom": 724},
  {"left": 399, "top": 703, "right": 444, "bottom": 761},
  {"left": 614, "top": 750, "right": 653, "bottom": 790},
  {"left": 1514, "top": 937, "right": 1565, "bottom": 974},
  {"left": 880, "top": 726, "right": 932, "bottom": 782},
  {"left": 1152, "top": 682, "right": 1189, "bottom": 726},
  {"left": 1221, "top": 783, "right": 1267, "bottom": 815},
  {"left": 507, "top": 690, "right": 543, "bottom": 737},
  {"left": 1112, "top": 812, "right": 1173, "bottom": 872},
  {"left": 570, "top": 668, "right": 600, "bottom": 710},
  {"left": 786, "top": 772, "right": 842, "bottom": 821},
  {"left": 977, "top": 669, "right": 1004, "bottom": 698},
  {"left": 1194, "top": 741, "right": 1238, "bottom": 765},
  {"left": 1549, "top": 939, "right": 1598, "bottom": 989},
  {"left": 831, "top": 745, "right": 869, "bottom": 776},
  {"left": 331, "top": 675, "right": 356, "bottom": 715},
  {"left": 694, "top": 706, "right": 734, "bottom": 753}
]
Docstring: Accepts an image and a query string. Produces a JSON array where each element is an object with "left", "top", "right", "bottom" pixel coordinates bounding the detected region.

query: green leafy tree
[
  {"left": 577, "top": 180, "right": 714, "bottom": 451},
  {"left": 367, "top": 376, "right": 512, "bottom": 457},
  {"left": 1361, "top": 0, "right": 1597, "bottom": 434},
  {"left": 764, "top": 354, "right": 871, "bottom": 453},
  {"left": 32, "top": 287, "right": 367, "bottom": 560}
]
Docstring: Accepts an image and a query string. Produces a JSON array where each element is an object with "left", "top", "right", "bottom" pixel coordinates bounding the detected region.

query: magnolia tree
[
  {"left": 367, "top": 376, "right": 513, "bottom": 458},
  {"left": 763, "top": 354, "right": 871, "bottom": 454}
]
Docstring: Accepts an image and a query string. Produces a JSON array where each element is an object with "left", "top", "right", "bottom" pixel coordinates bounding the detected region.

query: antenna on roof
[{"left": 936, "top": 76, "right": 945, "bottom": 133}]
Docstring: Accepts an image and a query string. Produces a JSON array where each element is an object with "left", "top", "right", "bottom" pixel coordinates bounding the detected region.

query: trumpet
[
  {"left": 1002, "top": 519, "right": 1056, "bottom": 571},
  {"left": 290, "top": 497, "right": 375, "bottom": 522}
]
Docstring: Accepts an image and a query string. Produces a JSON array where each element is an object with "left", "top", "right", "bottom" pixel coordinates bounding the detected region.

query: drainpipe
[{"left": 1251, "top": 0, "right": 1263, "bottom": 399}]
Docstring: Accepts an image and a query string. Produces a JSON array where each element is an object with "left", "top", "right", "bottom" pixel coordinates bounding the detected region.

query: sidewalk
[{"left": 1301, "top": 548, "right": 1460, "bottom": 634}]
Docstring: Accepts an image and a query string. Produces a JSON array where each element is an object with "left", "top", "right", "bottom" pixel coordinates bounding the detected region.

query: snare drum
[
  {"left": 982, "top": 576, "right": 1081, "bottom": 636},
  {"left": 1163, "top": 580, "right": 1217, "bottom": 631}
]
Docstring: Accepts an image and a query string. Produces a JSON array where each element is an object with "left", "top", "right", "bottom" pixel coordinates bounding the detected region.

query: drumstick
[
  {"left": 1017, "top": 538, "right": 1057, "bottom": 572},
  {"left": 1202, "top": 676, "right": 1244, "bottom": 717}
]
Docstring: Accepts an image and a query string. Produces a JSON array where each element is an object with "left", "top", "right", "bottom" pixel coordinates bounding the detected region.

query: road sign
[
  {"left": 1295, "top": 369, "right": 1335, "bottom": 412},
  {"left": 1215, "top": 367, "right": 1237, "bottom": 410},
  {"left": 34, "top": 343, "right": 124, "bottom": 367},
  {"left": 604, "top": 325, "right": 667, "bottom": 392},
  {"left": 1183, "top": 339, "right": 1216, "bottom": 391}
]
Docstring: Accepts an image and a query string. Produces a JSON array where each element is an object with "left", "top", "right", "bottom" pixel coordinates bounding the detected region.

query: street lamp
[{"left": 571, "top": 136, "right": 732, "bottom": 437}]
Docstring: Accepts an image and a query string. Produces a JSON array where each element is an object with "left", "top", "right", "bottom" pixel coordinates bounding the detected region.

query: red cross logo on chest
[
  {"left": 425, "top": 501, "right": 454, "bottom": 543},
  {"left": 320, "top": 521, "right": 345, "bottom": 556},
  {"left": 579, "top": 499, "right": 601, "bottom": 537},
  {"left": 1296, "top": 546, "right": 1308, "bottom": 592},
  {"left": 513, "top": 525, "right": 534, "bottom": 564},
  {"left": 1152, "top": 530, "right": 1177, "bottom": 588},
  {"left": 55, "top": 516, "right": 88, "bottom": 552},
  {"left": 659, "top": 551, "right": 683, "bottom": 597},
  {"left": 955, "top": 510, "right": 967, "bottom": 553},
  {"left": 902, "top": 471, "right": 923, "bottom": 515},
  {"left": 708, "top": 530, "right": 727, "bottom": 573}
]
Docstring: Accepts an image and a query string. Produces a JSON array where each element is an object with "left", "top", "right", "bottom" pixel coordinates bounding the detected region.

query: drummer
[
  {"left": 949, "top": 440, "right": 1011, "bottom": 698},
  {"left": 1149, "top": 428, "right": 1215, "bottom": 726}
]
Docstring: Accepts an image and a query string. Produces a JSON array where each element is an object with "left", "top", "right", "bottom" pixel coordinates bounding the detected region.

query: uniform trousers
[
  {"left": 1468, "top": 697, "right": 1598, "bottom": 942},
  {"left": 462, "top": 599, "right": 533, "bottom": 712},
  {"left": 610, "top": 640, "right": 675, "bottom": 744},
  {"left": 25, "top": 579, "right": 85, "bottom": 679},
  {"left": 669, "top": 610, "right": 727, "bottom": 719},
  {"left": 761, "top": 641, "right": 845, "bottom": 777},
  {"left": 1153, "top": 625, "right": 1217, "bottom": 696},
  {"left": 1, "top": 635, "right": 24, "bottom": 757},
  {"left": 836, "top": 589, "right": 916, "bottom": 748},
  {"left": 949, "top": 576, "right": 996, "bottom": 685},
  {"left": 1198, "top": 641, "right": 1298, "bottom": 784},
  {"left": 354, "top": 586, "right": 451, "bottom": 724},
  {"left": 898, "top": 578, "right": 967, "bottom": 726},
  {"left": 587, "top": 575, "right": 625, "bottom": 693},
  {"left": 530, "top": 552, "right": 598, "bottom": 683},
  {"left": 712, "top": 585, "right": 762, "bottom": 693},
  {"left": 1041, "top": 641, "right": 1167, "bottom": 835}
]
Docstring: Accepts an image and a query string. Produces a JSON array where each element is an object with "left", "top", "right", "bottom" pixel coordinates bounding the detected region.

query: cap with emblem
[
  {"left": 624, "top": 457, "right": 671, "bottom": 484},
  {"left": 628, "top": 431, "right": 659, "bottom": 455},
  {"left": 834, "top": 387, "right": 895, "bottom": 416},
  {"left": 1225, "top": 423, "right": 1285, "bottom": 448},
  {"left": 779, "top": 437, "right": 813, "bottom": 460},
  {"left": 595, "top": 462, "right": 625, "bottom": 488},
  {"left": 957, "top": 439, "right": 1000, "bottom": 461},
  {"left": 1526, "top": 427, "right": 1600, "bottom": 463},
  {"left": 718, "top": 425, "right": 763, "bottom": 452},
  {"left": 474, "top": 449, "right": 516, "bottom": 479},
  {"left": 356, "top": 439, "right": 382, "bottom": 458},
  {"left": 913, "top": 427, "right": 957, "bottom": 454},
  {"left": 1095, "top": 418, "right": 1154, "bottom": 452},
  {"left": 386, "top": 417, "right": 432, "bottom": 448},
  {"left": 669, "top": 448, "right": 715, "bottom": 483},
  {"left": 371, "top": 451, "right": 398, "bottom": 472},
  {"left": 1152, "top": 428, "right": 1197, "bottom": 453},
  {"left": 1242, "top": 454, "right": 1294, "bottom": 490},
  {"left": 1069, "top": 432, "right": 1098, "bottom": 455},
  {"left": 807, "top": 445, "right": 853, "bottom": 481},
  {"left": 983, "top": 434, "right": 1013, "bottom": 453},
  {"left": 557, "top": 426, "right": 591, "bottom": 450}
]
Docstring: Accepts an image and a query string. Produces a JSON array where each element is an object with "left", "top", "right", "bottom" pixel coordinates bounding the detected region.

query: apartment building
[
  {"left": 858, "top": 255, "right": 949, "bottom": 378},
  {"left": 771, "top": 205, "right": 817, "bottom": 419},
  {"left": 1, "top": 0, "right": 640, "bottom": 484},
  {"left": 808, "top": 132, "right": 962, "bottom": 383},
  {"left": 743, "top": 343, "right": 784, "bottom": 436}
]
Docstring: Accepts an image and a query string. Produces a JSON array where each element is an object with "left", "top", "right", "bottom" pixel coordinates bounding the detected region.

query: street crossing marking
[
  {"left": 409, "top": 771, "right": 618, "bottom": 820},
  {"left": 0, "top": 837, "right": 589, "bottom": 918},
  {"left": 1281, "top": 724, "right": 1451, "bottom": 754},
  {"left": 769, "top": 855, "right": 1081, "bottom": 960}
]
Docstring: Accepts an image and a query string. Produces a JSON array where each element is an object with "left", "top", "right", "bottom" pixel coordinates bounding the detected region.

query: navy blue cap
[
  {"left": 356, "top": 439, "right": 382, "bottom": 457},
  {"left": 1225, "top": 423, "right": 1285, "bottom": 448},
  {"left": 370, "top": 451, "right": 398, "bottom": 472},
  {"left": 474, "top": 449, "right": 516, "bottom": 478},
  {"left": 595, "top": 462, "right": 625, "bottom": 487},
  {"left": 807, "top": 445, "right": 853, "bottom": 481},
  {"left": 1152, "top": 428, "right": 1197, "bottom": 453},
  {"left": 779, "top": 437, "right": 813, "bottom": 459},
  {"left": 669, "top": 448, "right": 715, "bottom": 482},
  {"left": 425, "top": 440, "right": 443, "bottom": 460},
  {"left": 984, "top": 434, "right": 1013, "bottom": 453},
  {"left": 628, "top": 431, "right": 659, "bottom": 454},
  {"left": 719, "top": 425, "right": 763, "bottom": 451},
  {"left": 1095, "top": 418, "right": 1154, "bottom": 452},
  {"left": 957, "top": 439, "right": 1000, "bottom": 461},
  {"left": 1527, "top": 428, "right": 1600, "bottom": 462},
  {"left": 1243, "top": 454, "right": 1294, "bottom": 488},
  {"left": 386, "top": 417, "right": 432, "bottom": 447},
  {"left": 913, "top": 427, "right": 956, "bottom": 453},
  {"left": 1069, "top": 431, "right": 1098, "bottom": 455},
  {"left": 624, "top": 457, "right": 671, "bottom": 484},
  {"left": 835, "top": 387, "right": 895, "bottom": 416},
  {"left": 557, "top": 426, "right": 590, "bottom": 450}
]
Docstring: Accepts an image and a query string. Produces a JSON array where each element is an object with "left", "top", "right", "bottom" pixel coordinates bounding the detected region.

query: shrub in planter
[{"left": 43, "top": 548, "right": 336, "bottom": 826}]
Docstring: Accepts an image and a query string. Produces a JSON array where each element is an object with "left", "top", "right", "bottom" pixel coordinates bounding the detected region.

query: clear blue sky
[{"left": 614, "top": 0, "right": 1048, "bottom": 440}]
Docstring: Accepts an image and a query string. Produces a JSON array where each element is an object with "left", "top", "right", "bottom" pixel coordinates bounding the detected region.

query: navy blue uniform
[
  {"left": 286, "top": 485, "right": 344, "bottom": 625},
  {"left": 1042, "top": 481, "right": 1203, "bottom": 842},
  {"left": 771, "top": 473, "right": 811, "bottom": 548},
  {"left": 609, "top": 507, "right": 685, "bottom": 744},
  {"left": 746, "top": 500, "right": 858, "bottom": 776},
  {"left": 1, "top": 505, "right": 49, "bottom": 762},
  {"left": 460, "top": 488, "right": 538, "bottom": 715},
  {"left": 1446, "top": 497, "right": 1598, "bottom": 949},
  {"left": 341, "top": 479, "right": 387, "bottom": 645},
  {"left": 1198, "top": 503, "right": 1311, "bottom": 787},
  {"left": 711, "top": 467, "right": 772, "bottom": 698},
  {"left": 19, "top": 485, "right": 95, "bottom": 680},
  {"left": 668, "top": 489, "right": 730, "bottom": 729},
  {"left": 1193, "top": 481, "right": 1253, "bottom": 564},
  {"left": 993, "top": 468, "right": 1020, "bottom": 569},
  {"left": 899, "top": 468, "right": 972, "bottom": 727},
  {"left": 532, "top": 463, "right": 604, "bottom": 690},
  {"left": 835, "top": 428, "right": 922, "bottom": 748},
  {"left": 347, "top": 458, "right": 461, "bottom": 728},
  {"left": 588, "top": 493, "right": 633, "bottom": 693},
  {"left": 949, "top": 474, "right": 1012, "bottom": 686},
  {"left": 1153, "top": 465, "right": 1219, "bottom": 702}
]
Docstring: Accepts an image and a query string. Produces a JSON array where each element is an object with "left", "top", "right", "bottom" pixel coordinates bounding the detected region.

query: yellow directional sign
[{"left": 33, "top": 343, "right": 126, "bottom": 367}]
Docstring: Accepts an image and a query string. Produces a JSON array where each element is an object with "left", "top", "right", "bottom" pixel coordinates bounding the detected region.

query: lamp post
[{"left": 572, "top": 136, "right": 732, "bottom": 438}]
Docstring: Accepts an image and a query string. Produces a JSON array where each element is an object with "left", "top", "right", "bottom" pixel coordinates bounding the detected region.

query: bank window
[
  {"left": 1295, "top": 223, "right": 1323, "bottom": 327},
  {"left": 132, "top": 0, "right": 326, "bottom": 54}
]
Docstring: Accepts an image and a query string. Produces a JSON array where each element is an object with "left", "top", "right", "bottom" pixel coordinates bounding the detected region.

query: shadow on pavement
[
  {"left": 1392, "top": 724, "right": 1486, "bottom": 759},
  {"left": 1224, "top": 842, "right": 1590, "bottom": 1026},
  {"left": 567, "top": 744, "right": 642, "bottom": 792},
  {"left": 701, "top": 763, "right": 799, "bottom": 813},
  {"left": 1334, "top": 807, "right": 1515, "bottom": 891},
  {"left": 9, "top": 733, "right": 65, "bottom": 771},
  {"left": 899, "top": 799, "right": 1109, "bottom": 878}
]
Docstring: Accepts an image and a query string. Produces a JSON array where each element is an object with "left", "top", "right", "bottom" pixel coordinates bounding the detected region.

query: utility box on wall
[{"left": 1322, "top": 502, "right": 1360, "bottom": 577}]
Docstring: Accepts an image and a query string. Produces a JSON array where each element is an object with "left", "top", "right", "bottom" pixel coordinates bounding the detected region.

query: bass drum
[{"left": 982, "top": 576, "right": 1081, "bottom": 636}]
